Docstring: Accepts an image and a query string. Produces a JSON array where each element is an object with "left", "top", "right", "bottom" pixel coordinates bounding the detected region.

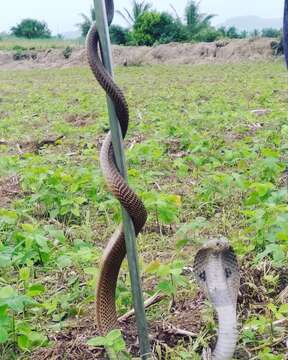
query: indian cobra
[
  {"left": 193, "top": 238, "right": 240, "bottom": 360},
  {"left": 86, "top": 2, "right": 241, "bottom": 358}
]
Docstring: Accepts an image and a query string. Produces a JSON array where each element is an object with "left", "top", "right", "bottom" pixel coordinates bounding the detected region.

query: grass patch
[
  {"left": 0, "top": 36, "right": 83, "bottom": 51},
  {"left": 0, "top": 61, "right": 287, "bottom": 359}
]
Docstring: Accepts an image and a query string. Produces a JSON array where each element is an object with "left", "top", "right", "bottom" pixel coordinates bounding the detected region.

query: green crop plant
[{"left": 0, "top": 61, "right": 287, "bottom": 358}]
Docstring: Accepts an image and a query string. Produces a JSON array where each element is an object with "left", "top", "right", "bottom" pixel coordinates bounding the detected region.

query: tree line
[
  {"left": 7, "top": 1, "right": 282, "bottom": 46},
  {"left": 78, "top": 0, "right": 282, "bottom": 45}
]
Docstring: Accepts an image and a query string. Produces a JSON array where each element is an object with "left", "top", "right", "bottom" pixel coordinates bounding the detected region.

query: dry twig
[{"left": 118, "top": 293, "right": 165, "bottom": 322}]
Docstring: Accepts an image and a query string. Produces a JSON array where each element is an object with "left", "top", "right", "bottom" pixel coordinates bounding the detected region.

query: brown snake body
[
  {"left": 86, "top": 2, "right": 240, "bottom": 358},
  {"left": 86, "top": 0, "right": 147, "bottom": 335}
]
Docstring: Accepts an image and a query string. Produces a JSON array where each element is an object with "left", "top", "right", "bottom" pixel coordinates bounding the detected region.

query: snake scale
[{"left": 86, "top": 1, "right": 241, "bottom": 358}]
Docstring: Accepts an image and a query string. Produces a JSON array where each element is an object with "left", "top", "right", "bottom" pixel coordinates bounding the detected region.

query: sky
[{"left": 0, "top": 0, "right": 285, "bottom": 35}]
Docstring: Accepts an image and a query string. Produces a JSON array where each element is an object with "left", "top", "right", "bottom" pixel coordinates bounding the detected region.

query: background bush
[{"left": 11, "top": 19, "right": 51, "bottom": 39}]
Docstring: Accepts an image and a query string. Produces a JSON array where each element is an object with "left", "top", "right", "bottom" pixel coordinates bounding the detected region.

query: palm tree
[
  {"left": 116, "top": 0, "right": 152, "bottom": 27},
  {"left": 185, "top": 1, "right": 215, "bottom": 35},
  {"left": 169, "top": 4, "right": 180, "bottom": 20},
  {"left": 77, "top": 7, "right": 96, "bottom": 37}
]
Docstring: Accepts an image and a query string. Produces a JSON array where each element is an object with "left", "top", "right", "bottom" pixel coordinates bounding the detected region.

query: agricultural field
[
  {"left": 0, "top": 37, "right": 82, "bottom": 51},
  {"left": 0, "top": 60, "right": 287, "bottom": 359}
]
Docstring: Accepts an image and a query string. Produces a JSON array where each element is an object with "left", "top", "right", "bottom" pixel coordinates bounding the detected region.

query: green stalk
[{"left": 93, "top": 1, "right": 151, "bottom": 359}]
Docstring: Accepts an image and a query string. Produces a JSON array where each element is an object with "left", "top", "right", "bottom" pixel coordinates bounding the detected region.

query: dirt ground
[
  {"left": 31, "top": 260, "right": 288, "bottom": 359},
  {"left": 0, "top": 38, "right": 279, "bottom": 70}
]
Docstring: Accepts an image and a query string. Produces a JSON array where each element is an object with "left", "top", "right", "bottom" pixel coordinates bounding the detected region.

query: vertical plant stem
[
  {"left": 36, "top": 244, "right": 43, "bottom": 266},
  {"left": 12, "top": 312, "right": 16, "bottom": 348},
  {"left": 93, "top": 1, "right": 151, "bottom": 358}
]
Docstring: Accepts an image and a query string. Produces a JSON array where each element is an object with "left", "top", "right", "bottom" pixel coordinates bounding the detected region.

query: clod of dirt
[
  {"left": 13, "top": 51, "right": 37, "bottom": 61},
  {"left": 250, "top": 109, "right": 271, "bottom": 116},
  {"left": 64, "top": 113, "right": 94, "bottom": 127},
  {"left": 0, "top": 136, "right": 64, "bottom": 155},
  {"left": 0, "top": 175, "right": 21, "bottom": 207}
]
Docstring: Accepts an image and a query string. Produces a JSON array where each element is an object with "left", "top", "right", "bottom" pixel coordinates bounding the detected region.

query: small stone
[{"left": 250, "top": 109, "right": 271, "bottom": 116}]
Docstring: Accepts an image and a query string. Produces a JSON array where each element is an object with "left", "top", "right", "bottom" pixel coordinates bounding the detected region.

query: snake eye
[
  {"left": 225, "top": 268, "right": 232, "bottom": 278},
  {"left": 199, "top": 271, "right": 206, "bottom": 282}
]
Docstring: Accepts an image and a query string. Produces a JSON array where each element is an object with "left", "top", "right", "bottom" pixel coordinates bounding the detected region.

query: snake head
[{"left": 201, "top": 237, "right": 230, "bottom": 253}]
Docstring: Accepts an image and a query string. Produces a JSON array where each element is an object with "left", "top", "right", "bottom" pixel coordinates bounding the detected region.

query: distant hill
[
  {"left": 219, "top": 16, "right": 283, "bottom": 31},
  {"left": 62, "top": 30, "right": 81, "bottom": 39}
]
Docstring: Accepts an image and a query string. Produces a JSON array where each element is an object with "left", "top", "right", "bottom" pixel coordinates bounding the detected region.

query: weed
[{"left": 0, "top": 61, "right": 287, "bottom": 358}]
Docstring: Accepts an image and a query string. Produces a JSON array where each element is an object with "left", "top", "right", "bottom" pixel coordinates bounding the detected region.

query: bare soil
[
  {"left": 0, "top": 175, "right": 21, "bottom": 207},
  {"left": 0, "top": 38, "right": 279, "bottom": 70},
  {"left": 32, "top": 295, "right": 204, "bottom": 360},
  {"left": 31, "top": 259, "right": 288, "bottom": 359}
]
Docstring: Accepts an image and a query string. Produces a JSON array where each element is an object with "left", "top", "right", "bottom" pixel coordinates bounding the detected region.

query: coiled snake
[
  {"left": 86, "top": 1, "right": 240, "bottom": 358},
  {"left": 86, "top": 0, "right": 147, "bottom": 334}
]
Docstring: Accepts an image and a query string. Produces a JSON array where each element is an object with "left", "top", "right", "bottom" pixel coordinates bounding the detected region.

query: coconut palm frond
[
  {"left": 116, "top": 9, "right": 133, "bottom": 27},
  {"left": 124, "top": 7, "right": 135, "bottom": 24},
  {"left": 170, "top": 4, "right": 180, "bottom": 20},
  {"left": 185, "top": 0, "right": 215, "bottom": 35},
  {"left": 132, "top": 0, "right": 152, "bottom": 21},
  {"left": 77, "top": 9, "right": 94, "bottom": 37},
  {"left": 116, "top": 0, "right": 152, "bottom": 27},
  {"left": 90, "top": 7, "right": 96, "bottom": 22},
  {"left": 200, "top": 14, "right": 216, "bottom": 25},
  {"left": 79, "top": 13, "right": 91, "bottom": 23}
]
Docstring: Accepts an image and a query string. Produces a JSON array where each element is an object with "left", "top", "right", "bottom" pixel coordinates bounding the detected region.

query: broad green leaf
[
  {"left": 0, "top": 209, "right": 17, "bottom": 224},
  {"left": 106, "top": 330, "right": 126, "bottom": 351},
  {"left": 106, "top": 329, "right": 123, "bottom": 343},
  {"left": 145, "top": 260, "right": 160, "bottom": 273},
  {"left": 71, "top": 206, "right": 80, "bottom": 217},
  {"left": 0, "top": 327, "right": 8, "bottom": 344},
  {"left": 27, "top": 284, "right": 45, "bottom": 297},
  {"left": 0, "top": 286, "right": 16, "bottom": 299},
  {"left": 176, "top": 239, "right": 189, "bottom": 250},
  {"left": 56, "top": 255, "right": 72, "bottom": 269},
  {"left": 27, "top": 331, "right": 47, "bottom": 346},
  {"left": 22, "top": 223, "right": 36, "bottom": 233},
  {"left": 157, "top": 264, "right": 171, "bottom": 277},
  {"left": 87, "top": 336, "right": 107, "bottom": 347},
  {"left": 0, "top": 255, "right": 11, "bottom": 268},
  {"left": 250, "top": 183, "right": 274, "bottom": 197},
  {"left": 17, "top": 335, "right": 29, "bottom": 350},
  {"left": 279, "top": 304, "right": 288, "bottom": 314},
  {"left": 35, "top": 235, "right": 49, "bottom": 252},
  {"left": 157, "top": 280, "right": 176, "bottom": 295}
]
